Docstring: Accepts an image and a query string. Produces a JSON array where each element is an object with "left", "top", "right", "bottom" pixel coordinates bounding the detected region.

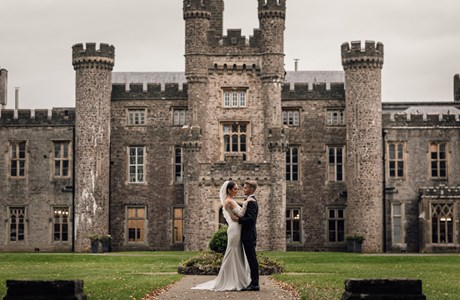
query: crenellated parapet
[
  {"left": 111, "top": 83, "right": 188, "bottom": 100},
  {"left": 383, "top": 112, "right": 460, "bottom": 127},
  {"left": 282, "top": 82, "right": 345, "bottom": 100},
  {"left": 0, "top": 108, "right": 75, "bottom": 126},
  {"left": 420, "top": 185, "right": 460, "bottom": 198},
  {"left": 72, "top": 43, "right": 115, "bottom": 70},
  {"left": 183, "top": 0, "right": 212, "bottom": 20},
  {"left": 208, "top": 62, "right": 261, "bottom": 76},
  {"left": 258, "top": 0, "right": 286, "bottom": 19},
  {"left": 341, "top": 41, "right": 384, "bottom": 70}
]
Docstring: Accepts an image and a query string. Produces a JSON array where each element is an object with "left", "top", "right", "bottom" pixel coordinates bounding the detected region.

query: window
[
  {"left": 10, "top": 141, "right": 26, "bottom": 177},
  {"left": 223, "top": 123, "right": 247, "bottom": 160},
  {"left": 127, "top": 109, "right": 146, "bottom": 126},
  {"left": 53, "top": 207, "right": 69, "bottom": 242},
  {"left": 286, "top": 146, "right": 299, "bottom": 181},
  {"left": 431, "top": 203, "right": 453, "bottom": 244},
  {"left": 283, "top": 110, "right": 300, "bottom": 127},
  {"left": 173, "top": 108, "right": 187, "bottom": 126},
  {"left": 9, "top": 207, "right": 25, "bottom": 242},
  {"left": 54, "top": 142, "right": 71, "bottom": 178},
  {"left": 286, "top": 208, "right": 301, "bottom": 243},
  {"left": 327, "top": 110, "right": 345, "bottom": 126},
  {"left": 391, "top": 203, "right": 403, "bottom": 244},
  {"left": 328, "top": 146, "right": 344, "bottom": 182},
  {"left": 128, "top": 146, "right": 145, "bottom": 183},
  {"left": 127, "top": 207, "right": 146, "bottom": 243},
  {"left": 430, "top": 143, "right": 447, "bottom": 178},
  {"left": 174, "top": 147, "right": 183, "bottom": 183},
  {"left": 223, "top": 90, "right": 246, "bottom": 108},
  {"left": 388, "top": 143, "right": 404, "bottom": 178},
  {"left": 327, "top": 207, "right": 345, "bottom": 242},
  {"left": 173, "top": 207, "right": 184, "bottom": 243}
]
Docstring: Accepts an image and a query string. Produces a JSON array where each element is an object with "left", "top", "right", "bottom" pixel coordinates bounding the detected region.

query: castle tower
[
  {"left": 0, "top": 68, "right": 7, "bottom": 108},
  {"left": 454, "top": 74, "right": 460, "bottom": 101},
  {"left": 209, "top": 0, "right": 224, "bottom": 37},
  {"left": 259, "top": 0, "right": 287, "bottom": 250},
  {"left": 72, "top": 43, "right": 115, "bottom": 252},
  {"left": 341, "top": 41, "right": 384, "bottom": 253}
]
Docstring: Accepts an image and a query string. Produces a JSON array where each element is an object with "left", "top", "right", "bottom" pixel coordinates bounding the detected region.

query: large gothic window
[
  {"left": 9, "top": 207, "right": 26, "bottom": 242},
  {"left": 222, "top": 123, "right": 247, "bottom": 161},
  {"left": 431, "top": 203, "right": 454, "bottom": 244},
  {"left": 328, "top": 146, "right": 344, "bottom": 182},
  {"left": 10, "top": 141, "right": 26, "bottom": 178},
  {"left": 128, "top": 146, "right": 145, "bottom": 183}
]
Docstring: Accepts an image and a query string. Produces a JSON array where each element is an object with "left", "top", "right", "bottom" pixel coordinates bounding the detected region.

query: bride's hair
[{"left": 226, "top": 181, "right": 236, "bottom": 194}]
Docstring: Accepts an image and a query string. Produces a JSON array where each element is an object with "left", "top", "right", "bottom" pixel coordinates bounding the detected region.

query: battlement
[
  {"left": 183, "top": 0, "right": 212, "bottom": 19},
  {"left": 383, "top": 112, "right": 460, "bottom": 127},
  {"left": 208, "top": 62, "right": 261, "bottom": 75},
  {"left": 341, "top": 41, "right": 384, "bottom": 69},
  {"left": 111, "top": 83, "right": 188, "bottom": 100},
  {"left": 258, "top": 0, "right": 286, "bottom": 18},
  {"left": 207, "top": 28, "right": 263, "bottom": 50},
  {"left": 0, "top": 108, "right": 75, "bottom": 126},
  {"left": 282, "top": 82, "right": 345, "bottom": 100},
  {"left": 72, "top": 43, "right": 115, "bottom": 70}
]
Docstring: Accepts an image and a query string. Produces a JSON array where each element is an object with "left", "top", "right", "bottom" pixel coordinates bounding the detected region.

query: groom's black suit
[{"left": 238, "top": 196, "right": 259, "bottom": 287}]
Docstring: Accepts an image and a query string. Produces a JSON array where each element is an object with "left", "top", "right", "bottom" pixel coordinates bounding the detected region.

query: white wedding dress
[{"left": 192, "top": 201, "right": 251, "bottom": 291}]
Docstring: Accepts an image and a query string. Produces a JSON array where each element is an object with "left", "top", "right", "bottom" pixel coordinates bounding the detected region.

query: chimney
[
  {"left": 454, "top": 74, "right": 460, "bottom": 101},
  {"left": 294, "top": 59, "right": 299, "bottom": 72},
  {"left": 0, "top": 68, "right": 7, "bottom": 108},
  {"left": 15, "top": 87, "right": 19, "bottom": 110}
]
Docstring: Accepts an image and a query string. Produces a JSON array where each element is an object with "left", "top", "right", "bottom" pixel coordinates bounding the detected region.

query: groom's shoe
[{"left": 241, "top": 283, "right": 260, "bottom": 291}]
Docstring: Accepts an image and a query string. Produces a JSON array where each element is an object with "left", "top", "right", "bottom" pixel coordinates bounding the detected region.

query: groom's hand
[{"left": 231, "top": 215, "right": 239, "bottom": 222}]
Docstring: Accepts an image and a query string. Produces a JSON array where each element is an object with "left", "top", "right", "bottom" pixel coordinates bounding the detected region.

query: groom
[{"left": 238, "top": 180, "right": 260, "bottom": 291}]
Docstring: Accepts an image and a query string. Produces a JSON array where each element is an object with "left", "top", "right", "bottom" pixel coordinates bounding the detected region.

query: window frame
[
  {"left": 127, "top": 146, "right": 146, "bottom": 184},
  {"left": 282, "top": 109, "right": 300, "bottom": 127},
  {"left": 174, "top": 146, "right": 183, "bottom": 183},
  {"left": 387, "top": 142, "right": 405, "bottom": 179},
  {"left": 221, "top": 122, "right": 249, "bottom": 161},
  {"left": 430, "top": 201, "right": 455, "bottom": 245},
  {"left": 286, "top": 145, "right": 299, "bottom": 181},
  {"left": 326, "top": 109, "right": 345, "bottom": 126},
  {"left": 52, "top": 207, "right": 70, "bottom": 242},
  {"left": 9, "top": 207, "right": 26, "bottom": 242},
  {"left": 172, "top": 107, "right": 188, "bottom": 126},
  {"left": 327, "top": 145, "right": 345, "bottom": 182},
  {"left": 126, "top": 206, "right": 147, "bottom": 244},
  {"left": 127, "top": 108, "right": 147, "bottom": 126},
  {"left": 222, "top": 88, "right": 247, "bottom": 108},
  {"left": 52, "top": 141, "right": 72, "bottom": 179},
  {"left": 391, "top": 202, "right": 404, "bottom": 246},
  {"left": 286, "top": 208, "right": 302, "bottom": 244},
  {"left": 327, "top": 207, "right": 346, "bottom": 243},
  {"left": 429, "top": 142, "right": 447, "bottom": 179},
  {"left": 9, "top": 141, "right": 27, "bottom": 179}
]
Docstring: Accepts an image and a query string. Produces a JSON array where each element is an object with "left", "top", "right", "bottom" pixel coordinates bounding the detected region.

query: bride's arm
[{"left": 226, "top": 199, "right": 246, "bottom": 218}]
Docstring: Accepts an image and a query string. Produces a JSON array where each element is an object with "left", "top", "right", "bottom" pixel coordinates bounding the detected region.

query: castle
[{"left": 1, "top": 0, "right": 460, "bottom": 253}]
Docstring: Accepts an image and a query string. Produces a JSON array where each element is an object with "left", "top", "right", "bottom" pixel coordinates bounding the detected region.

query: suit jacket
[{"left": 238, "top": 196, "right": 258, "bottom": 242}]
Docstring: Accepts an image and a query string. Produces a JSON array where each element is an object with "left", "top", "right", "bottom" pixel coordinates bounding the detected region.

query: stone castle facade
[{"left": 1, "top": 0, "right": 460, "bottom": 253}]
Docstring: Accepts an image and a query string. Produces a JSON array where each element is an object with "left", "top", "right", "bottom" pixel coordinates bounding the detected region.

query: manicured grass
[
  {"left": 265, "top": 252, "right": 460, "bottom": 300},
  {"left": 0, "top": 252, "right": 193, "bottom": 300},
  {"left": 1, "top": 252, "right": 459, "bottom": 299}
]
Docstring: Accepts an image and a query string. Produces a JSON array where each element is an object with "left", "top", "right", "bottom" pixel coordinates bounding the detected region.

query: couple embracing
[{"left": 193, "top": 180, "right": 260, "bottom": 291}]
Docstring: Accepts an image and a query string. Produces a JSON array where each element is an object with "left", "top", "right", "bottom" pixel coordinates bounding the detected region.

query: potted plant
[
  {"left": 99, "top": 234, "right": 112, "bottom": 253},
  {"left": 346, "top": 235, "right": 365, "bottom": 253},
  {"left": 89, "top": 235, "right": 100, "bottom": 253}
]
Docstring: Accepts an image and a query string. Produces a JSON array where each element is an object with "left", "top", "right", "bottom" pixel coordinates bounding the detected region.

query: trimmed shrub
[{"left": 209, "top": 225, "right": 228, "bottom": 254}]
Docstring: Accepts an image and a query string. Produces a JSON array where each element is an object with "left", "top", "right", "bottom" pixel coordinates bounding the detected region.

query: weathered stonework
[{"left": 72, "top": 43, "right": 114, "bottom": 252}]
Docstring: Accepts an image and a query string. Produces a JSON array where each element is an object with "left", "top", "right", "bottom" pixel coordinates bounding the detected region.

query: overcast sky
[{"left": 1, "top": 0, "right": 460, "bottom": 109}]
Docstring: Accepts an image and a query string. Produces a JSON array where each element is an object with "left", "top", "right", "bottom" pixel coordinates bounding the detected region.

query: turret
[
  {"left": 209, "top": 0, "right": 224, "bottom": 38},
  {"left": 72, "top": 42, "right": 115, "bottom": 252},
  {"left": 0, "top": 68, "right": 7, "bottom": 108},
  {"left": 454, "top": 74, "right": 460, "bottom": 101},
  {"left": 258, "top": 0, "right": 286, "bottom": 80},
  {"left": 341, "top": 40, "right": 384, "bottom": 253}
]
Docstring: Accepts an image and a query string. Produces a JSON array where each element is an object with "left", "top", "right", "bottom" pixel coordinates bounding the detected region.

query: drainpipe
[
  {"left": 382, "top": 129, "right": 387, "bottom": 252},
  {"left": 72, "top": 126, "right": 76, "bottom": 252}
]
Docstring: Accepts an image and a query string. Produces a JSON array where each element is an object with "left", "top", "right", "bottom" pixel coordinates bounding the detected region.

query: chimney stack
[
  {"left": 294, "top": 59, "right": 299, "bottom": 72},
  {"left": 0, "top": 68, "right": 7, "bottom": 108},
  {"left": 454, "top": 74, "right": 460, "bottom": 101},
  {"left": 14, "top": 87, "right": 19, "bottom": 110}
]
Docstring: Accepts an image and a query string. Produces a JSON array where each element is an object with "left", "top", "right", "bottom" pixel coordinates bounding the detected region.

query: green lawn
[{"left": 1, "top": 252, "right": 459, "bottom": 300}]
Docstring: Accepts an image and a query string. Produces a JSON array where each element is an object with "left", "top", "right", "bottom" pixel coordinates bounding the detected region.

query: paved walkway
[{"left": 152, "top": 275, "right": 295, "bottom": 300}]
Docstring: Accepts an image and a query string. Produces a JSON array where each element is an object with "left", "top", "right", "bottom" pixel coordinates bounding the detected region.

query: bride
[{"left": 192, "top": 180, "right": 253, "bottom": 291}]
